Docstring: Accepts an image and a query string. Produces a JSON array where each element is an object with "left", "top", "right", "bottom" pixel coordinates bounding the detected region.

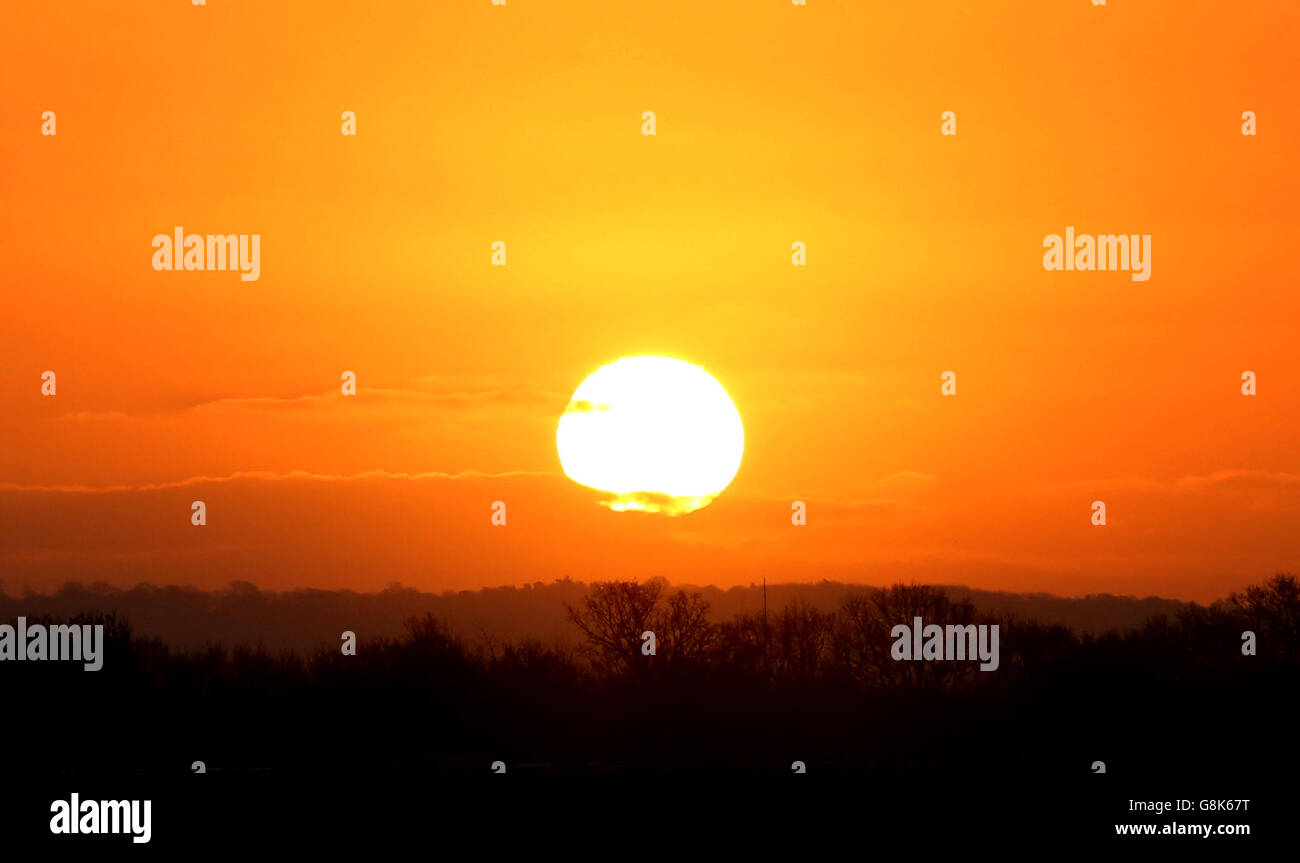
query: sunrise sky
[{"left": 2, "top": 1, "right": 1297, "bottom": 602}]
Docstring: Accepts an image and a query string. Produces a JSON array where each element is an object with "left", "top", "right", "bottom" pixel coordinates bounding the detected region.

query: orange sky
[{"left": 2, "top": 1, "right": 1297, "bottom": 603}]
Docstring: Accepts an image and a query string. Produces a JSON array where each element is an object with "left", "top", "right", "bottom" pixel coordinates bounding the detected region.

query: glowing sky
[{"left": 2, "top": 1, "right": 1297, "bottom": 602}]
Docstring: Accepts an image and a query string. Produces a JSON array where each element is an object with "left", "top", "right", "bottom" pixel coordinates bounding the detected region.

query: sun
[{"left": 556, "top": 356, "right": 744, "bottom": 515}]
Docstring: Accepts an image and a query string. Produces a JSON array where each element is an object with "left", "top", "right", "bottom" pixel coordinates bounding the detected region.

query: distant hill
[{"left": 0, "top": 578, "right": 1194, "bottom": 654}]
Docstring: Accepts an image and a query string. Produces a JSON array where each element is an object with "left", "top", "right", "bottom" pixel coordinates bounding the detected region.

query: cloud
[
  {"left": 564, "top": 400, "right": 613, "bottom": 413},
  {"left": 56, "top": 386, "right": 566, "bottom": 422},
  {"left": 62, "top": 411, "right": 130, "bottom": 423},
  {"left": 599, "top": 489, "right": 714, "bottom": 516},
  {"left": 0, "top": 471, "right": 762, "bottom": 594},
  {"left": 1050, "top": 470, "right": 1300, "bottom": 498},
  {"left": 1173, "top": 470, "right": 1300, "bottom": 491},
  {"left": 190, "top": 386, "right": 563, "bottom": 415},
  {"left": 0, "top": 468, "right": 556, "bottom": 495},
  {"left": 873, "top": 470, "right": 938, "bottom": 488},
  {"left": 1, "top": 467, "right": 1294, "bottom": 604}
]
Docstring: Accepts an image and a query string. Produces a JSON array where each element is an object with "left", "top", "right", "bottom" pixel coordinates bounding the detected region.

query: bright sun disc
[{"left": 556, "top": 356, "right": 744, "bottom": 515}]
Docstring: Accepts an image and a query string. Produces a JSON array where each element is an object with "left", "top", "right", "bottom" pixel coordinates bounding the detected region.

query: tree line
[{"left": 3, "top": 575, "right": 1295, "bottom": 775}]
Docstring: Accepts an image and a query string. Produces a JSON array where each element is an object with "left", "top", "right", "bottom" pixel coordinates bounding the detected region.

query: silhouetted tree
[
  {"left": 1229, "top": 573, "right": 1300, "bottom": 662},
  {"left": 566, "top": 579, "right": 663, "bottom": 678},
  {"left": 654, "top": 588, "right": 717, "bottom": 673},
  {"left": 768, "top": 600, "right": 834, "bottom": 685},
  {"left": 566, "top": 579, "right": 718, "bottom": 678},
  {"left": 835, "top": 583, "right": 980, "bottom": 689}
]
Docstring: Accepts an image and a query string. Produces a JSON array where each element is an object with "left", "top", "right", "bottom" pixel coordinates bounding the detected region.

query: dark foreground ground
[{"left": 1, "top": 576, "right": 1296, "bottom": 847}]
